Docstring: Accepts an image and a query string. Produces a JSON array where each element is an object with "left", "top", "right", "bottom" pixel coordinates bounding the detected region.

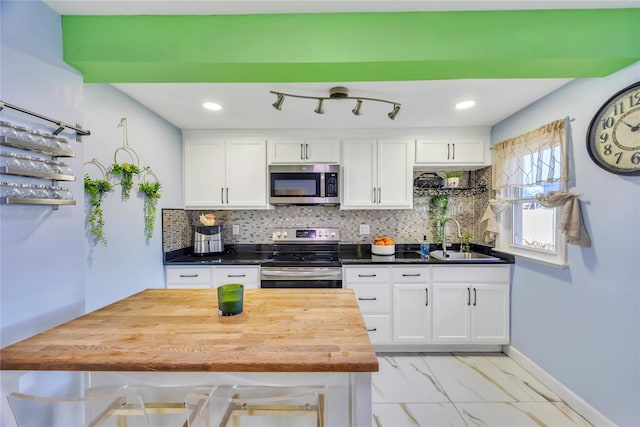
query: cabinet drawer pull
[
  {"left": 473, "top": 288, "right": 477, "bottom": 306},
  {"left": 425, "top": 288, "right": 429, "bottom": 306},
  {"left": 358, "top": 297, "right": 377, "bottom": 301},
  {"left": 358, "top": 274, "right": 377, "bottom": 277},
  {"left": 402, "top": 273, "right": 421, "bottom": 277},
  {"left": 367, "top": 328, "right": 378, "bottom": 332},
  {"left": 467, "top": 287, "right": 471, "bottom": 306},
  {"left": 227, "top": 274, "right": 246, "bottom": 278},
  {"left": 179, "top": 274, "right": 199, "bottom": 278}
]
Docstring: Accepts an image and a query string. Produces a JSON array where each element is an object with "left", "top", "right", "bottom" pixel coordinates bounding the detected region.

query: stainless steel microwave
[{"left": 268, "top": 164, "right": 339, "bottom": 205}]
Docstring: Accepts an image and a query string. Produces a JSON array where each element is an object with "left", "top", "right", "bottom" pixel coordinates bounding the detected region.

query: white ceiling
[{"left": 44, "top": 0, "right": 636, "bottom": 130}]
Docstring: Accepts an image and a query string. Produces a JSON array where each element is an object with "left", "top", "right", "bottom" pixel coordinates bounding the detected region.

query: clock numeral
[
  {"left": 630, "top": 93, "right": 640, "bottom": 108},
  {"left": 603, "top": 144, "right": 612, "bottom": 156},
  {"left": 601, "top": 117, "right": 615, "bottom": 129},
  {"left": 599, "top": 131, "right": 609, "bottom": 143},
  {"left": 632, "top": 152, "right": 640, "bottom": 165},
  {"left": 613, "top": 102, "right": 625, "bottom": 115},
  {"left": 614, "top": 152, "right": 622, "bottom": 164}
]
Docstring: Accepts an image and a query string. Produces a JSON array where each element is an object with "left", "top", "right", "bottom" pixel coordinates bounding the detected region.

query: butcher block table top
[{"left": 0, "top": 289, "right": 379, "bottom": 373}]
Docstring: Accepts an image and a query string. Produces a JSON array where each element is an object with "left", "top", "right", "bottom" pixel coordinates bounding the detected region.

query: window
[{"left": 492, "top": 119, "right": 568, "bottom": 266}]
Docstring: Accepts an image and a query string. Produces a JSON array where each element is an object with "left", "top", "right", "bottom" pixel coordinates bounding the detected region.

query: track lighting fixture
[
  {"left": 270, "top": 86, "right": 400, "bottom": 120},
  {"left": 388, "top": 104, "right": 401, "bottom": 120},
  {"left": 272, "top": 93, "right": 284, "bottom": 110},
  {"left": 352, "top": 99, "right": 363, "bottom": 116}
]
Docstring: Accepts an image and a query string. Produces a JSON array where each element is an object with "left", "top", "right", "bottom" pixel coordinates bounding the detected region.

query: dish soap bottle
[{"left": 420, "top": 235, "right": 430, "bottom": 256}]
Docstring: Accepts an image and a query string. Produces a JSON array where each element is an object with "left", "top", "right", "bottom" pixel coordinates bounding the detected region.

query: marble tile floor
[{"left": 372, "top": 352, "right": 592, "bottom": 427}]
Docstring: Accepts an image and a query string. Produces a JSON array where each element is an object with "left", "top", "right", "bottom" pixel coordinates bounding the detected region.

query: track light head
[
  {"left": 388, "top": 104, "right": 400, "bottom": 120},
  {"left": 314, "top": 99, "right": 325, "bottom": 114},
  {"left": 352, "top": 99, "right": 363, "bottom": 116},
  {"left": 272, "top": 93, "right": 284, "bottom": 110}
]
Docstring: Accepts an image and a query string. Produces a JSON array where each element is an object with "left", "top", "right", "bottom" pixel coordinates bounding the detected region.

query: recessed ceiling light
[
  {"left": 202, "top": 102, "right": 222, "bottom": 111},
  {"left": 455, "top": 100, "right": 476, "bottom": 110}
]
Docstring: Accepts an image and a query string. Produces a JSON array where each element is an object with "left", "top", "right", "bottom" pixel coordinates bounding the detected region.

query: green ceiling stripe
[{"left": 61, "top": 9, "right": 640, "bottom": 83}]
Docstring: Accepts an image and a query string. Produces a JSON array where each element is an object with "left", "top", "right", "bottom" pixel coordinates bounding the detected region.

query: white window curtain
[
  {"left": 482, "top": 118, "right": 591, "bottom": 247},
  {"left": 492, "top": 118, "right": 568, "bottom": 190}
]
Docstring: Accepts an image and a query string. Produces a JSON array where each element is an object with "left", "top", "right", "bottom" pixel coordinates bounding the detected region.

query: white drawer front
[
  {"left": 350, "top": 284, "right": 391, "bottom": 313},
  {"left": 166, "top": 267, "right": 212, "bottom": 285},
  {"left": 213, "top": 267, "right": 259, "bottom": 283},
  {"left": 344, "top": 266, "right": 390, "bottom": 283},
  {"left": 431, "top": 265, "right": 509, "bottom": 283},
  {"left": 362, "top": 315, "right": 391, "bottom": 343},
  {"left": 393, "top": 266, "right": 430, "bottom": 283}
]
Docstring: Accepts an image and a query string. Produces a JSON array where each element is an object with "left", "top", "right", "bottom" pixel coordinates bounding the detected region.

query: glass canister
[
  {"left": 55, "top": 136, "right": 73, "bottom": 155},
  {"left": 0, "top": 182, "right": 21, "bottom": 198},
  {"left": 0, "top": 121, "right": 18, "bottom": 139},
  {"left": 0, "top": 152, "right": 22, "bottom": 169}
]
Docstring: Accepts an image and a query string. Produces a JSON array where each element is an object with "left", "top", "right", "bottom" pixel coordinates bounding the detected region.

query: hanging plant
[
  {"left": 84, "top": 174, "right": 113, "bottom": 245},
  {"left": 139, "top": 180, "right": 161, "bottom": 239},
  {"left": 429, "top": 194, "right": 449, "bottom": 244},
  {"left": 110, "top": 162, "right": 140, "bottom": 200}
]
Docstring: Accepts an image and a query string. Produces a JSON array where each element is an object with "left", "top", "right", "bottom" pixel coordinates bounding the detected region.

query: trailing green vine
[
  {"left": 429, "top": 194, "right": 449, "bottom": 245},
  {"left": 84, "top": 174, "right": 113, "bottom": 245},
  {"left": 139, "top": 181, "right": 161, "bottom": 239},
  {"left": 110, "top": 162, "right": 140, "bottom": 200}
]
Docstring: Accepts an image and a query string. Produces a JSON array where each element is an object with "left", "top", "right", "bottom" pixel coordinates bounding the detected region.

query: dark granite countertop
[{"left": 164, "top": 243, "right": 513, "bottom": 266}]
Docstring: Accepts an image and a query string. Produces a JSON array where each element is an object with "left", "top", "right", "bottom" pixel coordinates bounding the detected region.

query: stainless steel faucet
[{"left": 442, "top": 218, "right": 462, "bottom": 257}]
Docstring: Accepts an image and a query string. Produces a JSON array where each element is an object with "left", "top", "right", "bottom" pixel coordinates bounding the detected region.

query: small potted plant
[
  {"left": 84, "top": 174, "right": 113, "bottom": 245},
  {"left": 445, "top": 171, "right": 463, "bottom": 187},
  {"left": 462, "top": 230, "right": 473, "bottom": 253}
]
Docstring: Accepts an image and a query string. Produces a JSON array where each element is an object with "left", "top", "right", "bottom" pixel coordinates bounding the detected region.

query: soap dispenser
[{"left": 420, "top": 235, "right": 430, "bottom": 256}]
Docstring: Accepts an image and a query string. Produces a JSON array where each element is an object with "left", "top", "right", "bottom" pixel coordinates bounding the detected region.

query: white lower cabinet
[
  {"left": 166, "top": 266, "right": 260, "bottom": 289},
  {"left": 345, "top": 264, "right": 510, "bottom": 349},
  {"left": 392, "top": 267, "right": 431, "bottom": 343},
  {"left": 431, "top": 266, "right": 510, "bottom": 344},
  {"left": 344, "top": 266, "right": 392, "bottom": 344}
]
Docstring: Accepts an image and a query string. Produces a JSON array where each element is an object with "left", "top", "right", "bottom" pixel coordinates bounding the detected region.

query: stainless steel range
[{"left": 260, "top": 227, "right": 342, "bottom": 288}]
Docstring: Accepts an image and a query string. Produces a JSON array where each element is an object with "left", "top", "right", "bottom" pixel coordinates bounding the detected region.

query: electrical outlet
[
  {"left": 232, "top": 224, "right": 240, "bottom": 235},
  {"left": 359, "top": 224, "right": 370, "bottom": 235}
]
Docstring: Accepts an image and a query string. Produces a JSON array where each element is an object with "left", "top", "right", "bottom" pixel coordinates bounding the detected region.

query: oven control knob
[
  {"left": 330, "top": 232, "right": 336, "bottom": 237},
  {"left": 282, "top": 231, "right": 288, "bottom": 237},
  {"left": 275, "top": 232, "right": 281, "bottom": 238}
]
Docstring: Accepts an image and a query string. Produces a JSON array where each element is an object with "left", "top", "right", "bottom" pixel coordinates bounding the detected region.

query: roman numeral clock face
[{"left": 587, "top": 82, "right": 640, "bottom": 175}]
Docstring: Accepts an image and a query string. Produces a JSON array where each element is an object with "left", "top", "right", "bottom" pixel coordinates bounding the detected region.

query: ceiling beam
[{"left": 61, "top": 9, "right": 640, "bottom": 83}]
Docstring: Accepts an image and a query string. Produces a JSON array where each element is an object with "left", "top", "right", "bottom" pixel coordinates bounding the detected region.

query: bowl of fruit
[{"left": 371, "top": 236, "right": 395, "bottom": 255}]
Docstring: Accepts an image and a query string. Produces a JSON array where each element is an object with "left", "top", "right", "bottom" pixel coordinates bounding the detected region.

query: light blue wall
[
  {"left": 82, "top": 84, "right": 182, "bottom": 312},
  {"left": 492, "top": 62, "right": 640, "bottom": 427},
  {"left": 1, "top": 2, "right": 183, "bottom": 424},
  {"left": 0, "top": 0, "right": 86, "bottom": 347}
]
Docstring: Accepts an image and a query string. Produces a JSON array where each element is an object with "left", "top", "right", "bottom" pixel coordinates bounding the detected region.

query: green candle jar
[{"left": 217, "top": 284, "right": 244, "bottom": 316}]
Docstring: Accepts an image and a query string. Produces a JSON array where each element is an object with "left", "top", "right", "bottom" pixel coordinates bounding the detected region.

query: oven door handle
[{"left": 261, "top": 270, "right": 342, "bottom": 278}]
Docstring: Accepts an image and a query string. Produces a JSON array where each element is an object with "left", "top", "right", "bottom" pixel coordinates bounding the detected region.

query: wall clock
[{"left": 586, "top": 81, "right": 640, "bottom": 175}]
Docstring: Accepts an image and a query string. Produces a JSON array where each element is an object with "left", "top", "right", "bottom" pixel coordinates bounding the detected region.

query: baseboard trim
[{"left": 504, "top": 345, "right": 616, "bottom": 427}]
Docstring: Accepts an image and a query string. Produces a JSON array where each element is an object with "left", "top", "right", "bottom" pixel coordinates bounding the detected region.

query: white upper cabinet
[
  {"left": 268, "top": 138, "right": 339, "bottom": 163},
  {"left": 184, "top": 137, "right": 268, "bottom": 209},
  {"left": 415, "top": 139, "right": 489, "bottom": 167},
  {"left": 341, "top": 138, "right": 413, "bottom": 209}
]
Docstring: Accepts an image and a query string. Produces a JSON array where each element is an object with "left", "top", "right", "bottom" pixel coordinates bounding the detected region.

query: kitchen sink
[{"left": 429, "top": 250, "right": 501, "bottom": 262}]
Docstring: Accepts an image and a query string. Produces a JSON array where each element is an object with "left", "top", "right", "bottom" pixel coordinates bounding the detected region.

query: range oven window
[{"left": 270, "top": 173, "right": 320, "bottom": 197}]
